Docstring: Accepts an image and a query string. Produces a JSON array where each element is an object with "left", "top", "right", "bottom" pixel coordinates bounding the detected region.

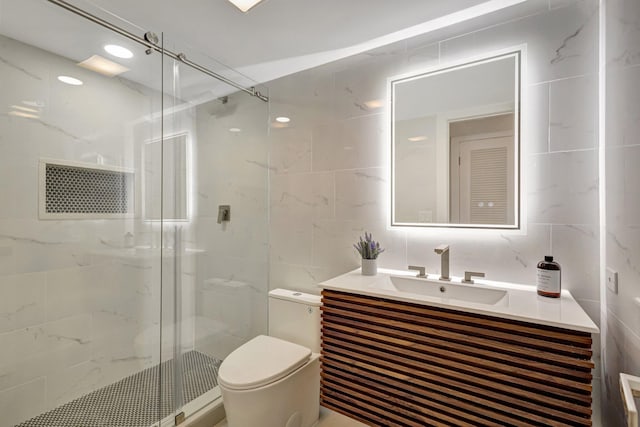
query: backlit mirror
[{"left": 391, "top": 51, "right": 521, "bottom": 229}]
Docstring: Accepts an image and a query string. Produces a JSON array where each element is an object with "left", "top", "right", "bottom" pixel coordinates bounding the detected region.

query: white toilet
[{"left": 217, "top": 289, "right": 322, "bottom": 427}]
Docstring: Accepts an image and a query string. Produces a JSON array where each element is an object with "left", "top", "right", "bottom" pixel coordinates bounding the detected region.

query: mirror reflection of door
[{"left": 450, "top": 114, "right": 514, "bottom": 225}]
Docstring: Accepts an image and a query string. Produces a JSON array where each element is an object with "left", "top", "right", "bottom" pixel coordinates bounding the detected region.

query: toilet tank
[{"left": 268, "top": 289, "right": 321, "bottom": 353}]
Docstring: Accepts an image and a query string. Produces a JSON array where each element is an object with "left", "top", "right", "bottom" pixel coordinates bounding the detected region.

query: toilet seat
[{"left": 218, "top": 335, "right": 311, "bottom": 391}]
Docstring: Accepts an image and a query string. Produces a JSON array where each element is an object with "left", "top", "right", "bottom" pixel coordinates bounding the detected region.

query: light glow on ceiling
[
  {"left": 78, "top": 55, "right": 130, "bottom": 77},
  {"left": 57, "top": 75, "right": 83, "bottom": 85},
  {"left": 229, "top": 127, "right": 242, "bottom": 132},
  {"left": 104, "top": 44, "right": 134, "bottom": 59},
  {"left": 275, "top": 116, "right": 290, "bottom": 123},
  {"left": 11, "top": 105, "right": 39, "bottom": 113},
  {"left": 8, "top": 111, "right": 39, "bottom": 119},
  {"left": 364, "top": 99, "right": 383, "bottom": 109},
  {"left": 408, "top": 136, "right": 428, "bottom": 142},
  {"left": 227, "top": 0, "right": 264, "bottom": 12}
]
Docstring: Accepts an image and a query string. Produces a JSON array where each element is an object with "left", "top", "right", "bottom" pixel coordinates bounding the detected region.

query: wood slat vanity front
[{"left": 320, "top": 289, "right": 594, "bottom": 426}]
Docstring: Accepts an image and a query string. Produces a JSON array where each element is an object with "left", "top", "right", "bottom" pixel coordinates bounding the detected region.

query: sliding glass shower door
[
  {"left": 0, "top": 1, "right": 270, "bottom": 425},
  {"left": 160, "top": 36, "right": 270, "bottom": 423},
  {"left": 0, "top": 0, "right": 165, "bottom": 425}
]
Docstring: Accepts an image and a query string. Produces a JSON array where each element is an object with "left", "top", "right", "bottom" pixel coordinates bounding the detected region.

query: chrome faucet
[
  {"left": 434, "top": 244, "right": 450, "bottom": 281},
  {"left": 462, "top": 271, "right": 485, "bottom": 284},
  {"left": 408, "top": 265, "right": 427, "bottom": 278}
]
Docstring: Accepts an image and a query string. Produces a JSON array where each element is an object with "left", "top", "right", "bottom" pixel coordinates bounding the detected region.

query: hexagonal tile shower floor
[{"left": 16, "top": 351, "right": 222, "bottom": 427}]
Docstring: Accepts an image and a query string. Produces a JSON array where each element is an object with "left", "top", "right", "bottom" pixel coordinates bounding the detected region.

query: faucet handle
[
  {"left": 408, "top": 265, "right": 427, "bottom": 278},
  {"left": 462, "top": 271, "right": 485, "bottom": 284}
]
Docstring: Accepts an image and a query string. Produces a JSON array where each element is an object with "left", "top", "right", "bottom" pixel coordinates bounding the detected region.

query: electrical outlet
[{"left": 606, "top": 268, "right": 618, "bottom": 294}]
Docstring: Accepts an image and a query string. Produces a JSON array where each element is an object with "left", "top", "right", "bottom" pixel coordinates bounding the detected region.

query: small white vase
[{"left": 361, "top": 258, "right": 377, "bottom": 276}]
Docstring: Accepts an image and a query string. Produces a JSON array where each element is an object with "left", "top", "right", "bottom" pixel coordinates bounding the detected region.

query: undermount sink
[{"left": 389, "top": 275, "right": 507, "bottom": 305}]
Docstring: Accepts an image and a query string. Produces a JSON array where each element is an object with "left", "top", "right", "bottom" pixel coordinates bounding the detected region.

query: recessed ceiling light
[
  {"left": 229, "top": 127, "right": 242, "bottom": 132},
  {"left": 57, "top": 75, "right": 83, "bottom": 86},
  {"left": 275, "top": 116, "right": 290, "bottom": 123},
  {"left": 227, "top": 0, "right": 264, "bottom": 12},
  {"left": 78, "top": 55, "right": 129, "bottom": 77},
  {"left": 104, "top": 44, "right": 133, "bottom": 59},
  {"left": 408, "top": 136, "right": 428, "bottom": 142}
]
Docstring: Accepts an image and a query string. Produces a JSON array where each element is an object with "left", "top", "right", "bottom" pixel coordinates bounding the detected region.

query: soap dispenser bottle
[{"left": 537, "top": 255, "right": 561, "bottom": 298}]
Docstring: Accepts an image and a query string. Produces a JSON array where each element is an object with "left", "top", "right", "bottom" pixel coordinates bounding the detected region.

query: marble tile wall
[
  {"left": 603, "top": 0, "right": 640, "bottom": 424},
  {"left": 266, "top": 0, "right": 602, "bottom": 388},
  {"left": 0, "top": 33, "right": 167, "bottom": 426},
  {"left": 192, "top": 93, "right": 270, "bottom": 361}
]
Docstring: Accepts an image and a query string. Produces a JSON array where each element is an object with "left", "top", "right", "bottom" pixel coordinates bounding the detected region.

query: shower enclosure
[{"left": 0, "top": 0, "right": 269, "bottom": 425}]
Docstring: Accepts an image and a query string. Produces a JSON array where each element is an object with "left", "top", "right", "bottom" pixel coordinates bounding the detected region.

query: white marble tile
[
  {"left": 269, "top": 126, "right": 313, "bottom": 174},
  {"left": 439, "top": 1, "right": 598, "bottom": 84},
  {"left": 549, "top": 74, "right": 597, "bottom": 151},
  {"left": 527, "top": 82, "right": 550, "bottom": 154},
  {"left": 605, "top": 0, "right": 640, "bottom": 68},
  {"left": 606, "top": 66, "right": 640, "bottom": 150},
  {"left": 605, "top": 225, "right": 640, "bottom": 322},
  {"left": 527, "top": 150, "right": 598, "bottom": 225},
  {"left": 270, "top": 216, "right": 313, "bottom": 266},
  {"left": 332, "top": 56, "right": 402, "bottom": 121},
  {"left": 270, "top": 172, "right": 335, "bottom": 220},
  {"left": 312, "top": 114, "right": 385, "bottom": 172},
  {"left": 0, "top": 378, "right": 46, "bottom": 427},
  {"left": 311, "top": 220, "right": 362, "bottom": 276},
  {"left": 0, "top": 272, "right": 46, "bottom": 333},
  {"left": 335, "top": 168, "right": 387, "bottom": 222},
  {"left": 268, "top": 261, "right": 324, "bottom": 295},
  {"left": 45, "top": 359, "right": 104, "bottom": 410},
  {"left": 551, "top": 224, "right": 599, "bottom": 300}
]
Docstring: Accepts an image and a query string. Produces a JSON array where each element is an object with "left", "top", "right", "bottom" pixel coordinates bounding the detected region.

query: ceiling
[{"left": 0, "top": 0, "right": 523, "bottom": 99}]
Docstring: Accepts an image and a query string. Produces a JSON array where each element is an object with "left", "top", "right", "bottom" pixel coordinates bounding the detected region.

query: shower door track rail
[{"left": 47, "top": 0, "right": 269, "bottom": 102}]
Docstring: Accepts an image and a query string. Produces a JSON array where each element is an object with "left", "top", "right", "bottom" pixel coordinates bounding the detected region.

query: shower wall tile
[
  {"left": 0, "top": 378, "right": 46, "bottom": 427},
  {"left": 193, "top": 94, "right": 269, "bottom": 362},
  {"left": 0, "top": 32, "right": 167, "bottom": 425},
  {"left": 0, "top": 272, "right": 46, "bottom": 334}
]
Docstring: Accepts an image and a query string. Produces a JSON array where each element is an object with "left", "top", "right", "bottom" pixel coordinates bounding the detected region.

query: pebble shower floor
[{"left": 16, "top": 351, "right": 222, "bottom": 427}]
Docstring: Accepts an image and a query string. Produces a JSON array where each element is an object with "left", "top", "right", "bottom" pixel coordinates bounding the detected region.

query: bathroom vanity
[{"left": 318, "top": 269, "right": 599, "bottom": 426}]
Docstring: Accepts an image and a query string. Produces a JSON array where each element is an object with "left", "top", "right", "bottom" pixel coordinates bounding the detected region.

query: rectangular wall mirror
[{"left": 390, "top": 50, "right": 521, "bottom": 229}]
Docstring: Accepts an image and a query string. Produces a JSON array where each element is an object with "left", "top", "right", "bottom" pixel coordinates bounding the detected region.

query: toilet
[{"left": 217, "top": 289, "right": 322, "bottom": 427}]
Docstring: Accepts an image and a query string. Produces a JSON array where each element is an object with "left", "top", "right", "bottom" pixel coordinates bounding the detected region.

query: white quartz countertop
[{"left": 319, "top": 268, "right": 599, "bottom": 334}]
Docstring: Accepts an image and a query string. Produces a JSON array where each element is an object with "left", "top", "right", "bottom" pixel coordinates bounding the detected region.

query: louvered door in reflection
[{"left": 454, "top": 134, "right": 514, "bottom": 225}]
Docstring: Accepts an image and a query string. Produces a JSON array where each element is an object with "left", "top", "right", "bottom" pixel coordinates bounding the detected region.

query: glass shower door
[
  {"left": 159, "top": 37, "right": 270, "bottom": 424},
  {"left": 0, "top": 0, "right": 167, "bottom": 426}
]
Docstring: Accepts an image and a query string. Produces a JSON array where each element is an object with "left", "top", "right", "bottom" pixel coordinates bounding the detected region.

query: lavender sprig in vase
[{"left": 353, "top": 232, "right": 385, "bottom": 276}]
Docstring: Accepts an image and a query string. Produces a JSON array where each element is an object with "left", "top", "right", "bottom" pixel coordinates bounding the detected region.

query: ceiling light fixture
[
  {"left": 104, "top": 44, "right": 134, "bottom": 59},
  {"left": 229, "top": 127, "right": 242, "bottom": 132},
  {"left": 57, "top": 75, "right": 83, "bottom": 86},
  {"left": 78, "top": 55, "right": 130, "bottom": 77},
  {"left": 227, "top": 0, "right": 264, "bottom": 12},
  {"left": 275, "top": 116, "right": 290, "bottom": 123}
]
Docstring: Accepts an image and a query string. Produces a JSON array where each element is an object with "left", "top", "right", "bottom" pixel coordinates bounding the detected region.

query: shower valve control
[{"left": 217, "top": 205, "right": 231, "bottom": 224}]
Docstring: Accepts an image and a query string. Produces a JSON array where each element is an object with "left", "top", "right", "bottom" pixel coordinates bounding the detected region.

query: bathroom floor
[
  {"left": 16, "top": 351, "right": 222, "bottom": 427},
  {"left": 214, "top": 407, "right": 368, "bottom": 427}
]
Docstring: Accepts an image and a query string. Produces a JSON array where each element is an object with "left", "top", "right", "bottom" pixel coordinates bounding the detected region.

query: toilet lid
[{"left": 218, "top": 335, "right": 311, "bottom": 390}]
